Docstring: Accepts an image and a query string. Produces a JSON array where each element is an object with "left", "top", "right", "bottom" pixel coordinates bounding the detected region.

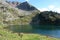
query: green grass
[{"left": 0, "top": 25, "right": 60, "bottom": 40}]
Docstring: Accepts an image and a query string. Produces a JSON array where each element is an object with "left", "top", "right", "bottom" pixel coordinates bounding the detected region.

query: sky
[{"left": 7, "top": 0, "right": 60, "bottom": 13}]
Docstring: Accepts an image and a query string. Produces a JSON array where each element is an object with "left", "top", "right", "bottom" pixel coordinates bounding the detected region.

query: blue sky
[{"left": 7, "top": 0, "right": 60, "bottom": 13}]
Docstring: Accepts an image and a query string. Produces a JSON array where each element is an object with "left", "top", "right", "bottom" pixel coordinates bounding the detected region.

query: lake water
[
  {"left": 33, "top": 29, "right": 60, "bottom": 38},
  {"left": 7, "top": 25, "right": 60, "bottom": 38},
  {"left": 31, "top": 25, "right": 60, "bottom": 38}
]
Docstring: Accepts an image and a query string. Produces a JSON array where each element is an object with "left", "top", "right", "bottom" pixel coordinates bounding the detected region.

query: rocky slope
[
  {"left": 17, "top": 2, "right": 37, "bottom": 11},
  {"left": 31, "top": 11, "right": 60, "bottom": 25},
  {"left": 0, "top": 1, "right": 40, "bottom": 25}
]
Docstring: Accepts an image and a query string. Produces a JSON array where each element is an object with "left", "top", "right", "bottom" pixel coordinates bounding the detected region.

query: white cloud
[
  {"left": 39, "top": 5, "right": 60, "bottom": 13},
  {"left": 48, "top": 5, "right": 55, "bottom": 10},
  {"left": 54, "top": 8, "right": 60, "bottom": 13},
  {"left": 39, "top": 8, "right": 48, "bottom": 12}
]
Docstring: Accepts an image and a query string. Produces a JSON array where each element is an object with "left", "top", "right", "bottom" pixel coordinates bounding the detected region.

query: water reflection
[
  {"left": 4, "top": 25, "right": 60, "bottom": 38},
  {"left": 4, "top": 25, "right": 32, "bottom": 33}
]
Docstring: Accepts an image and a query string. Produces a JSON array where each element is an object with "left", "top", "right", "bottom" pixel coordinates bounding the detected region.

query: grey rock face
[{"left": 17, "top": 2, "right": 37, "bottom": 11}]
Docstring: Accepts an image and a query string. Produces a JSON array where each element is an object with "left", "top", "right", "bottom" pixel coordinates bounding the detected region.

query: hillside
[
  {"left": 39, "top": 11, "right": 60, "bottom": 25},
  {"left": 0, "top": 1, "right": 20, "bottom": 25},
  {"left": 0, "top": 1, "right": 40, "bottom": 25},
  {"left": 30, "top": 11, "right": 60, "bottom": 25}
]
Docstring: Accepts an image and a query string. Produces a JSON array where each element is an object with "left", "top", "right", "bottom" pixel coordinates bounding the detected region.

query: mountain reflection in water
[{"left": 4, "top": 25, "right": 60, "bottom": 38}]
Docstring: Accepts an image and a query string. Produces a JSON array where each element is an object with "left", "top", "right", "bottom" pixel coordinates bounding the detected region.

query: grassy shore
[{"left": 0, "top": 25, "right": 60, "bottom": 40}]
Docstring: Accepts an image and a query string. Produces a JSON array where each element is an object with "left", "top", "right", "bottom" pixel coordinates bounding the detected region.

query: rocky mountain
[
  {"left": 6, "top": 1, "right": 38, "bottom": 11},
  {"left": 39, "top": 11, "right": 60, "bottom": 25},
  {"left": 6, "top": 1, "right": 39, "bottom": 15},
  {"left": 6, "top": 1, "right": 20, "bottom": 7},
  {"left": 0, "top": 1, "right": 40, "bottom": 25},
  {"left": 16, "top": 2, "right": 37, "bottom": 11},
  {"left": 31, "top": 11, "right": 60, "bottom": 25},
  {"left": 1, "top": 1, "right": 60, "bottom": 26}
]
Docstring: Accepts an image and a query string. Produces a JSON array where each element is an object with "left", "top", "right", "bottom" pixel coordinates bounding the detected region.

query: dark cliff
[
  {"left": 16, "top": 2, "right": 37, "bottom": 11},
  {"left": 31, "top": 11, "right": 60, "bottom": 25}
]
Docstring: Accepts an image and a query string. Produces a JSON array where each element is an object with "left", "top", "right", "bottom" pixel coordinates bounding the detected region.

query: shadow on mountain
[
  {"left": 17, "top": 2, "right": 37, "bottom": 11},
  {"left": 39, "top": 11, "right": 60, "bottom": 25},
  {"left": 30, "top": 11, "right": 60, "bottom": 30}
]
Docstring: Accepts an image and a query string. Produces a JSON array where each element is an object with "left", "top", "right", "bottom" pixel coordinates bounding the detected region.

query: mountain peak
[{"left": 17, "top": 1, "right": 37, "bottom": 11}]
